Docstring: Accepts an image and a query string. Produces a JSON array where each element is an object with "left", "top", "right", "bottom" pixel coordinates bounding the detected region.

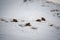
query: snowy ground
[{"left": 0, "top": 0, "right": 60, "bottom": 40}]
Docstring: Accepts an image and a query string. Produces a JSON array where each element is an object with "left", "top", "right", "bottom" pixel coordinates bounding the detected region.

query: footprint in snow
[{"left": 0, "top": 18, "right": 8, "bottom": 22}]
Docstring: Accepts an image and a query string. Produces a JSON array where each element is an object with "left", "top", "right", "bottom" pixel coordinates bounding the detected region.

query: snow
[
  {"left": 0, "top": 0, "right": 60, "bottom": 40},
  {"left": 47, "top": 0, "right": 60, "bottom": 4}
]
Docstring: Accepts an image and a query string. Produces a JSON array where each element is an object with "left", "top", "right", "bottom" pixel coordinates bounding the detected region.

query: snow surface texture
[
  {"left": 0, "top": 0, "right": 60, "bottom": 40},
  {"left": 47, "top": 0, "right": 60, "bottom": 4}
]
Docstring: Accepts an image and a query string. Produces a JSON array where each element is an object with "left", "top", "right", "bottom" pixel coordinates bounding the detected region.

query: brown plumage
[
  {"left": 12, "top": 19, "right": 18, "bottom": 22},
  {"left": 41, "top": 17, "right": 46, "bottom": 21},
  {"left": 36, "top": 19, "right": 41, "bottom": 22},
  {"left": 25, "top": 23, "right": 31, "bottom": 26}
]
